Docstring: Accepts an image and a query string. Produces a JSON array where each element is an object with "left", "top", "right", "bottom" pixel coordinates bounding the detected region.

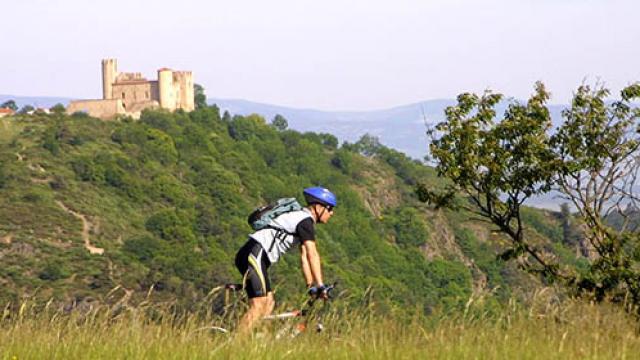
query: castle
[{"left": 67, "top": 59, "right": 194, "bottom": 119}]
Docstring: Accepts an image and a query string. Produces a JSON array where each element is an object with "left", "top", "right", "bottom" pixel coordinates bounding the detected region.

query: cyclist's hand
[
  {"left": 307, "top": 285, "right": 319, "bottom": 298},
  {"left": 308, "top": 284, "right": 331, "bottom": 300},
  {"left": 318, "top": 285, "right": 330, "bottom": 300}
]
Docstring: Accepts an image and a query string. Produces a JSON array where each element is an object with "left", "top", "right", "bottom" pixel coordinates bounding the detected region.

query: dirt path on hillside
[
  {"left": 27, "top": 162, "right": 46, "bottom": 173},
  {"left": 16, "top": 150, "right": 53, "bottom": 184},
  {"left": 31, "top": 177, "right": 53, "bottom": 184},
  {"left": 56, "top": 201, "right": 105, "bottom": 255}
]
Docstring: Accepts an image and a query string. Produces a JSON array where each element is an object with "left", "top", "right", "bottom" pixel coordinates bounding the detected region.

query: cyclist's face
[{"left": 318, "top": 205, "right": 334, "bottom": 223}]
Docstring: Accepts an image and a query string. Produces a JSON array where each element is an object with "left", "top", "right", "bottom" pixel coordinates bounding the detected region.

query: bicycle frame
[{"left": 216, "top": 282, "right": 336, "bottom": 335}]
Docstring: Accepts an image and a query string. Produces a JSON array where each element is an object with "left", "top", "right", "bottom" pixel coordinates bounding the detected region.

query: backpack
[{"left": 247, "top": 198, "right": 303, "bottom": 232}]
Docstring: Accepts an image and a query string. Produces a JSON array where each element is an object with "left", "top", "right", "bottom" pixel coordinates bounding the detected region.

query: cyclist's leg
[
  {"left": 265, "top": 291, "right": 275, "bottom": 315},
  {"left": 238, "top": 285, "right": 272, "bottom": 334},
  {"left": 236, "top": 241, "right": 272, "bottom": 334}
]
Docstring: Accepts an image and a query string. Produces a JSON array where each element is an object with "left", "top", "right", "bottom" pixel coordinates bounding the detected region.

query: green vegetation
[
  {"left": 194, "top": 84, "right": 207, "bottom": 109},
  {"left": 0, "top": 100, "right": 17, "bottom": 111},
  {"left": 0, "top": 107, "right": 509, "bottom": 311},
  {"left": 2, "top": 90, "right": 634, "bottom": 357},
  {"left": 18, "top": 105, "right": 34, "bottom": 115},
  {"left": 271, "top": 114, "right": 288, "bottom": 131},
  {"left": 0, "top": 106, "right": 568, "bottom": 315},
  {"left": 424, "top": 81, "right": 640, "bottom": 310}
]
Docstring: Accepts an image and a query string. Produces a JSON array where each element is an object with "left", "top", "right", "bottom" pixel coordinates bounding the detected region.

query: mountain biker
[{"left": 235, "top": 186, "right": 336, "bottom": 334}]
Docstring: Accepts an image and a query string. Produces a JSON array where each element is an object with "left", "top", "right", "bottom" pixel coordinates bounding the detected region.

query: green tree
[
  {"left": 18, "top": 105, "right": 34, "bottom": 114},
  {"left": 50, "top": 103, "right": 66, "bottom": 115},
  {"left": 228, "top": 114, "right": 266, "bottom": 141},
  {"left": 222, "top": 110, "right": 232, "bottom": 123},
  {"left": 424, "top": 81, "right": 640, "bottom": 308},
  {"left": 422, "top": 83, "right": 559, "bottom": 278},
  {"left": 194, "top": 83, "right": 207, "bottom": 109},
  {"left": 355, "top": 134, "right": 383, "bottom": 157},
  {"left": 320, "top": 133, "right": 339, "bottom": 149},
  {"left": 144, "top": 128, "right": 178, "bottom": 165},
  {"left": 271, "top": 114, "right": 288, "bottom": 131},
  {"left": 550, "top": 83, "right": 640, "bottom": 304},
  {"left": 1, "top": 100, "right": 18, "bottom": 111}
]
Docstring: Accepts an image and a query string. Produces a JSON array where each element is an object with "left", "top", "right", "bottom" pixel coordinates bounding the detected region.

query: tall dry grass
[{"left": 0, "top": 288, "right": 639, "bottom": 359}]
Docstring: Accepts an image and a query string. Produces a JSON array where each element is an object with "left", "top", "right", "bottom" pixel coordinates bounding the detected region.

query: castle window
[
  {"left": 146, "top": 91, "right": 149, "bottom": 99},
  {"left": 122, "top": 92, "right": 126, "bottom": 99}
]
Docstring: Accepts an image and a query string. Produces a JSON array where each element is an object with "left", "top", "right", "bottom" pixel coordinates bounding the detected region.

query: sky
[{"left": 1, "top": 0, "right": 639, "bottom": 110}]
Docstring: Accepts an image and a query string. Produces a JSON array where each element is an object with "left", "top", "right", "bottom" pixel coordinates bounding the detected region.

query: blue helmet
[{"left": 303, "top": 187, "right": 337, "bottom": 208}]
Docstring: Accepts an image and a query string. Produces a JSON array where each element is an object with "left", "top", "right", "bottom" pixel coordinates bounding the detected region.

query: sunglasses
[{"left": 325, "top": 205, "right": 334, "bottom": 212}]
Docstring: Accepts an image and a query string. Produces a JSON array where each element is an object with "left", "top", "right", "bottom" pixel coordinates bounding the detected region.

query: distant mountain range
[
  {"left": 207, "top": 97, "right": 567, "bottom": 161},
  {"left": 208, "top": 97, "right": 459, "bottom": 160}
]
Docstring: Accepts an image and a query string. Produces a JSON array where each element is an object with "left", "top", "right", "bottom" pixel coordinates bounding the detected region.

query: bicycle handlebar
[{"left": 308, "top": 282, "right": 337, "bottom": 301}]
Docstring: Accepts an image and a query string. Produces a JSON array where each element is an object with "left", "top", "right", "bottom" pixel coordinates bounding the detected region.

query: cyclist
[{"left": 234, "top": 187, "right": 336, "bottom": 334}]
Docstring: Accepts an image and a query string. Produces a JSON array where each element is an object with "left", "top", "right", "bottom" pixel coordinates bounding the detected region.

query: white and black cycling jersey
[{"left": 249, "top": 208, "right": 315, "bottom": 263}]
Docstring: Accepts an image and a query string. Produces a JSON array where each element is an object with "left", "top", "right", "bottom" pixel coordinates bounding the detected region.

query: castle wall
[
  {"left": 150, "top": 81, "right": 159, "bottom": 102},
  {"left": 127, "top": 100, "right": 160, "bottom": 119},
  {"left": 112, "top": 81, "right": 158, "bottom": 111},
  {"left": 175, "top": 71, "right": 195, "bottom": 111},
  {"left": 66, "top": 99, "right": 125, "bottom": 120},
  {"left": 116, "top": 72, "right": 145, "bottom": 82}
]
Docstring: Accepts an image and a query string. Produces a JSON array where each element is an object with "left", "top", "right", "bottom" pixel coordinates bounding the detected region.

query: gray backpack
[{"left": 247, "top": 198, "right": 303, "bottom": 232}]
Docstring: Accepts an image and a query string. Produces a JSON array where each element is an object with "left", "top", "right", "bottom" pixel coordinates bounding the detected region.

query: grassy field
[{"left": 0, "top": 290, "right": 638, "bottom": 360}]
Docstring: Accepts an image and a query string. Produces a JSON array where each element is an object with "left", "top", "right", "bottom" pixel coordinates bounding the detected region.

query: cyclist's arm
[
  {"left": 301, "top": 240, "right": 324, "bottom": 286},
  {"left": 297, "top": 217, "right": 324, "bottom": 286},
  {"left": 300, "top": 244, "right": 313, "bottom": 287}
]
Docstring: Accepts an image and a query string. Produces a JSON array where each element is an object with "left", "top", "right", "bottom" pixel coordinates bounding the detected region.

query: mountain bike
[{"left": 199, "top": 282, "right": 337, "bottom": 337}]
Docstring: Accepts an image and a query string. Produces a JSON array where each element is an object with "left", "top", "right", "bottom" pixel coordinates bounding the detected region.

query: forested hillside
[{"left": 0, "top": 107, "right": 571, "bottom": 312}]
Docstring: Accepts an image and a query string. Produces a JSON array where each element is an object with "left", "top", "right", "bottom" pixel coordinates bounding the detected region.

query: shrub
[{"left": 39, "top": 261, "right": 71, "bottom": 281}]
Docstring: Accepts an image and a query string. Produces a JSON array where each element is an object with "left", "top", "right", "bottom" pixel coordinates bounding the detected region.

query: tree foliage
[
  {"left": 19, "top": 105, "right": 34, "bottom": 114},
  {"left": 1, "top": 100, "right": 18, "bottom": 111},
  {"left": 50, "top": 103, "right": 66, "bottom": 115},
  {"left": 194, "top": 84, "right": 207, "bottom": 109},
  {"left": 271, "top": 114, "right": 288, "bottom": 131},
  {"left": 425, "top": 81, "right": 640, "bottom": 310}
]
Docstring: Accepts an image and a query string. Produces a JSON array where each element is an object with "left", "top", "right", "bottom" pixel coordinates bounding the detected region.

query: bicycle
[{"left": 197, "top": 282, "right": 338, "bottom": 337}]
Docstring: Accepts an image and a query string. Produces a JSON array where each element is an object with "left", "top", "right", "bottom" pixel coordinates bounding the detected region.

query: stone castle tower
[{"left": 67, "top": 59, "right": 195, "bottom": 119}]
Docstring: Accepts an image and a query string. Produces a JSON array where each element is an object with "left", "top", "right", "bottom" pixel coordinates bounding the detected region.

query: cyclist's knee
[
  {"left": 249, "top": 296, "right": 269, "bottom": 312},
  {"left": 266, "top": 292, "right": 275, "bottom": 313}
]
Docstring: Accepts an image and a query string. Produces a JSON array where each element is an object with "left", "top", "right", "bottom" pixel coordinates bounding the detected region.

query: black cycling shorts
[{"left": 235, "top": 239, "right": 271, "bottom": 298}]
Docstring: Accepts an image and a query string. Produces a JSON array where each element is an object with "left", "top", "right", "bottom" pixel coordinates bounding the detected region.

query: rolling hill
[{"left": 0, "top": 108, "right": 574, "bottom": 312}]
